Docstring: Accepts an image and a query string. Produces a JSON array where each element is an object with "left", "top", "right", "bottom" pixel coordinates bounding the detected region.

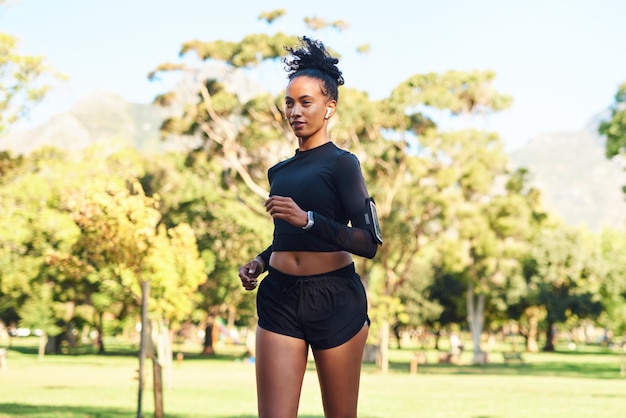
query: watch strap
[{"left": 302, "top": 211, "right": 314, "bottom": 230}]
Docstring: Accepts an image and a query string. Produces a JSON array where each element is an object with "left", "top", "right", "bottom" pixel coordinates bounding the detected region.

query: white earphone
[{"left": 325, "top": 108, "right": 331, "bottom": 119}]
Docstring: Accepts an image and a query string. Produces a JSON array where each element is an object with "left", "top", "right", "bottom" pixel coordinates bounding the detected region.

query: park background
[{"left": 1, "top": 0, "right": 626, "bottom": 417}]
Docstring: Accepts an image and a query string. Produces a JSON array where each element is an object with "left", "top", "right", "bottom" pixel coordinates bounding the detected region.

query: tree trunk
[
  {"left": 392, "top": 323, "right": 402, "bottom": 349},
  {"left": 155, "top": 320, "right": 173, "bottom": 391},
  {"left": 38, "top": 334, "right": 47, "bottom": 360},
  {"left": 543, "top": 321, "right": 556, "bottom": 352},
  {"left": 152, "top": 358, "right": 163, "bottom": 418},
  {"left": 45, "top": 334, "right": 62, "bottom": 354},
  {"left": 202, "top": 317, "right": 215, "bottom": 355},
  {"left": 526, "top": 309, "right": 539, "bottom": 353},
  {"left": 137, "top": 280, "right": 151, "bottom": 418},
  {"left": 467, "top": 282, "right": 486, "bottom": 364},
  {"left": 433, "top": 328, "right": 441, "bottom": 350},
  {"left": 96, "top": 312, "right": 105, "bottom": 354}
]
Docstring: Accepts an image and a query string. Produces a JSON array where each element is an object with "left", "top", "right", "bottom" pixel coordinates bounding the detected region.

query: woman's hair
[{"left": 283, "top": 36, "right": 344, "bottom": 101}]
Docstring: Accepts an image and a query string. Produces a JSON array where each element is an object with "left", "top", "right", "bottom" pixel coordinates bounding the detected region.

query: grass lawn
[{"left": 1, "top": 338, "right": 625, "bottom": 417}]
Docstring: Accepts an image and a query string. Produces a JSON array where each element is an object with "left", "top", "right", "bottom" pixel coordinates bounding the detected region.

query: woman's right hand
[{"left": 238, "top": 257, "right": 264, "bottom": 291}]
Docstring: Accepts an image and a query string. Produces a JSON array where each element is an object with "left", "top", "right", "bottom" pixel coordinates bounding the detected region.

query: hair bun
[{"left": 284, "top": 36, "right": 344, "bottom": 86}]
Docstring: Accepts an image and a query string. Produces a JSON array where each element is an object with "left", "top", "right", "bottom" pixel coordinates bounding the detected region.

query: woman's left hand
[{"left": 265, "top": 195, "right": 308, "bottom": 228}]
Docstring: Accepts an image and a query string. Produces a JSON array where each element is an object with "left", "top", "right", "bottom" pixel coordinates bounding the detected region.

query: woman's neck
[{"left": 298, "top": 134, "right": 330, "bottom": 151}]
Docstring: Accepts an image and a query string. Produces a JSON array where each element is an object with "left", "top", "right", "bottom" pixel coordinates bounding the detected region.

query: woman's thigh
[
  {"left": 255, "top": 326, "right": 309, "bottom": 418},
  {"left": 312, "top": 324, "right": 369, "bottom": 418}
]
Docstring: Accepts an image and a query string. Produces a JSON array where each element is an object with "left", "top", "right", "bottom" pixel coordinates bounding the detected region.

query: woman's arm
[
  {"left": 256, "top": 245, "right": 272, "bottom": 272},
  {"left": 306, "top": 209, "right": 379, "bottom": 259},
  {"left": 306, "top": 152, "right": 382, "bottom": 259}
]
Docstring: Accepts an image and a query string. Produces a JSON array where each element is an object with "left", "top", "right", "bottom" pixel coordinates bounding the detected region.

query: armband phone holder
[{"left": 365, "top": 198, "right": 383, "bottom": 245}]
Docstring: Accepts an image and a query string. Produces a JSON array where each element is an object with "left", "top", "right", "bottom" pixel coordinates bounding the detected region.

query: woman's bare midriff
[{"left": 269, "top": 251, "right": 353, "bottom": 276}]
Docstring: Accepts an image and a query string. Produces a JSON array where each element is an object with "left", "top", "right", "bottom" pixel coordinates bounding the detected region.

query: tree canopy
[{"left": 0, "top": 32, "right": 64, "bottom": 137}]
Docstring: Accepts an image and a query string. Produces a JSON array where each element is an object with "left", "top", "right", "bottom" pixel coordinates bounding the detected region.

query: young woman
[{"left": 238, "top": 36, "right": 382, "bottom": 418}]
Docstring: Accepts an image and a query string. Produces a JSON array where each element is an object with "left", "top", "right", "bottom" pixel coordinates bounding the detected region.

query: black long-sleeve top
[{"left": 257, "top": 141, "right": 380, "bottom": 267}]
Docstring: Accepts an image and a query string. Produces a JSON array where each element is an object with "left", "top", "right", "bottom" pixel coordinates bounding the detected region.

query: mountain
[
  {"left": 4, "top": 92, "right": 625, "bottom": 231},
  {"left": 1, "top": 63, "right": 265, "bottom": 156},
  {"left": 1, "top": 91, "right": 170, "bottom": 155},
  {"left": 508, "top": 118, "right": 626, "bottom": 231}
]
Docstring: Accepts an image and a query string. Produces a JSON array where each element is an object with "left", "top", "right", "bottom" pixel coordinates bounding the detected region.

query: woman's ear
[{"left": 324, "top": 101, "right": 336, "bottom": 119}]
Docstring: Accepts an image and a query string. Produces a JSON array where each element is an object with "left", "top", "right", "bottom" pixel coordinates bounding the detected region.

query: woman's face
[{"left": 285, "top": 75, "right": 334, "bottom": 142}]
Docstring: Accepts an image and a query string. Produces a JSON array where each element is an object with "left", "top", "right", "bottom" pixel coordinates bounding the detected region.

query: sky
[{"left": 3, "top": 0, "right": 626, "bottom": 151}]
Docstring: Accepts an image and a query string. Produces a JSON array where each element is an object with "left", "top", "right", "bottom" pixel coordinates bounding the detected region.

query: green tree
[
  {"left": 599, "top": 81, "right": 626, "bottom": 160},
  {"left": 380, "top": 69, "right": 523, "bottom": 364},
  {"left": 491, "top": 169, "right": 549, "bottom": 353},
  {"left": 599, "top": 81, "right": 626, "bottom": 198},
  {"left": 139, "top": 150, "right": 271, "bottom": 354},
  {"left": 38, "top": 146, "right": 148, "bottom": 352},
  {"left": 597, "top": 228, "right": 626, "bottom": 339},
  {"left": 429, "top": 167, "right": 546, "bottom": 354},
  {"left": 598, "top": 83, "right": 626, "bottom": 343},
  {"left": 342, "top": 67, "right": 517, "bottom": 368},
  {"left": 60, "top": 165, "right": 205, "bottom": 348},
  {"left": 17, "top": 283, "right": 61, "bottom": 359},
  {"left": 523, "top": 224, "right": 604, "bottom": 351},
  {"left": 427, "top": 130, "right": 534, "bottom": 362},
  {"left": 0, "top": 148, "right": 79, "bottom": 338},
  {"left": 0, "top": 144, "right": 206, "bottom": 355},
  {"left": 0, "top": 32, "right": 64, "bottom": 136}
]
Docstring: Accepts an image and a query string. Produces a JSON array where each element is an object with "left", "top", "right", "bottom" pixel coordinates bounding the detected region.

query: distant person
[{"left": 238, "top": 36, "right": 382, "bottom": 418}]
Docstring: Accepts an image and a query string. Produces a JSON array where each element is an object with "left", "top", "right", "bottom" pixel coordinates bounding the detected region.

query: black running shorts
[{"left": 256, "top": 263, "right": 370, "bottom": 350}]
